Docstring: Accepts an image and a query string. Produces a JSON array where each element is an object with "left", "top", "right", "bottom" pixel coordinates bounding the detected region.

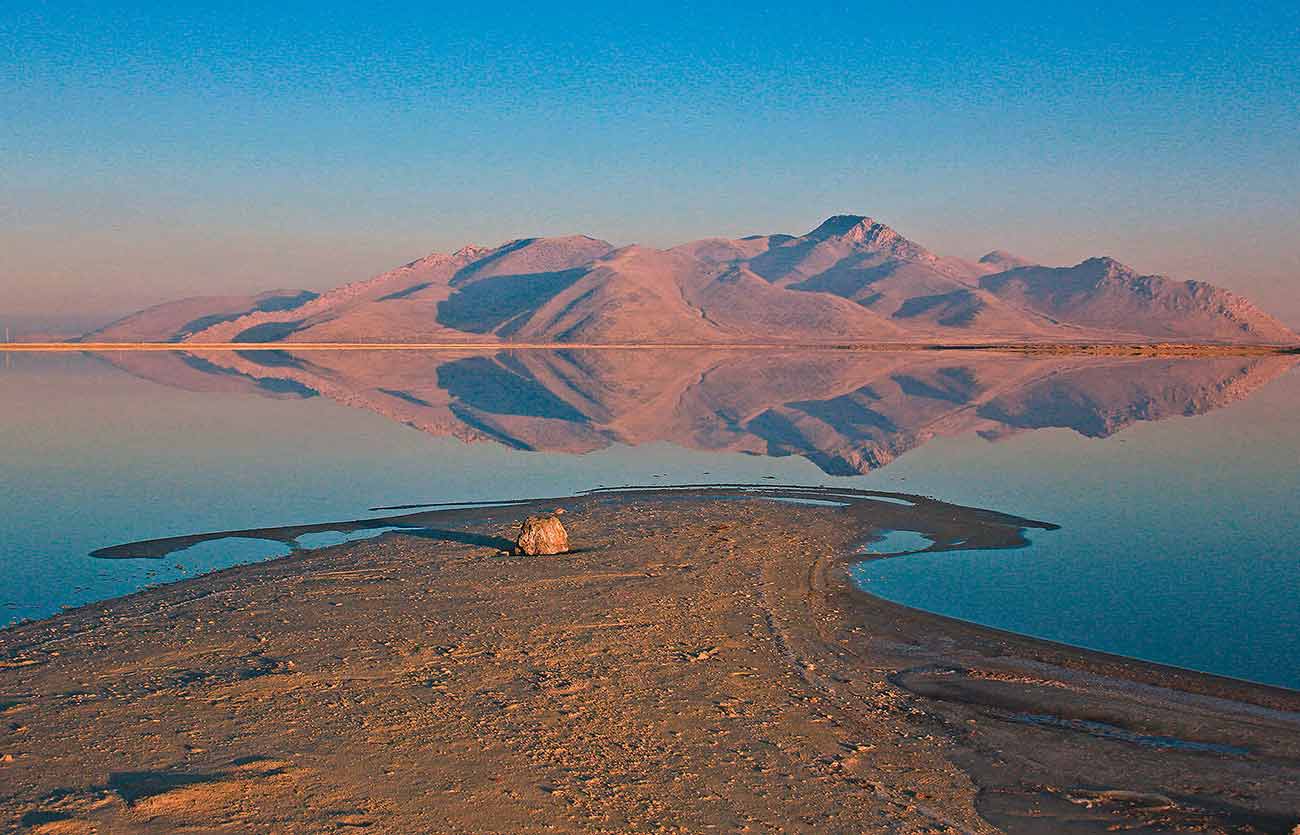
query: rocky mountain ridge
[{"left": 84, "top": 216, "right": 1297, "bottom": 345}]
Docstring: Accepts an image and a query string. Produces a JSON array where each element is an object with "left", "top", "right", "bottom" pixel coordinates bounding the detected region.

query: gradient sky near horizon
[{"left": 3, "top": 0, "right": 1298, "bottom": 331}]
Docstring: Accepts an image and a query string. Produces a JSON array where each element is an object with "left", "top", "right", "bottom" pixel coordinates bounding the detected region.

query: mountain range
[
  {"left": 96, "top": 348, "right": 1297, "bottom": 476},
  {"left": 84, "top": 215, "right": 1296, "bottom": 345}
]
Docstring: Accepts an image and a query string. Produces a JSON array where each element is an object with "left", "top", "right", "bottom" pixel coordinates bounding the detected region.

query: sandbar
[{"left": 1, "top": 487, "right": 1297, "bottom": 833}]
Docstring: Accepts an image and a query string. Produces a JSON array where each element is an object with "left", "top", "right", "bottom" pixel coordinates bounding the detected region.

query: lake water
[{"left": 2, "top": 348, "right": 1297, "bottom": 690}]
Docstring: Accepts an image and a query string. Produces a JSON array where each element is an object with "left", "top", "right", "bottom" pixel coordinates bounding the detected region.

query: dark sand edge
[
  {"left": 2, "top": 487, "right": 1298, "bottom": 834},
  {"left": 840, "top": 562, "right": 1300, "bottom": 712}
]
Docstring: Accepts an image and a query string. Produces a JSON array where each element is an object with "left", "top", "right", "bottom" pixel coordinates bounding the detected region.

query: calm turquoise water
[{"left": 2, "top": 350, "right": 1297, "bottom": 690}]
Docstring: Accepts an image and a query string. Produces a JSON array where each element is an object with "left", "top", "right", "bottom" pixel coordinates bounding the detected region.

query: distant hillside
[{"left": 85, "top": 216, "right": 1297, "bottom": 345}]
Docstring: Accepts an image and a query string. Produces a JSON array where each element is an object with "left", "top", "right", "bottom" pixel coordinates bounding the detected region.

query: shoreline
[
  {"left": 1, "top": 340, "right": 1297, "bottom": 356},
  {"left": 48, "top": 484, "right": 1300, "bottom": 700},
  {"left": 850, "top": 580, "right": 1300, "bottom": 704},
  {"left": 843, "top": 566, "right": 1300, "bottom": 711},
  {"left": 15, "top": 492, "right": 1300, "bottom": 703},
  {"left": 2, "top": 487, "right": 1297, "bottom": 833}
]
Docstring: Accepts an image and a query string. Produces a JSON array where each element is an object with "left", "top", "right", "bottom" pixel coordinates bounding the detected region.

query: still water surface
[{"left": 2, "top": 349, "right": 1297, "bottom": 689}]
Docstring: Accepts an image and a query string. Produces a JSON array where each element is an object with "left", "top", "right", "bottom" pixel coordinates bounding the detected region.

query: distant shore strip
[{"left": 2, "top": 341, "right": 1297, "bottom": 355}]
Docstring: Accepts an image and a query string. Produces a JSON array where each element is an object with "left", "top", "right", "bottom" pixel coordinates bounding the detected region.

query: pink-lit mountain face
[{"left": 85, "top": 216, "right": 1297, "bottom": 345}]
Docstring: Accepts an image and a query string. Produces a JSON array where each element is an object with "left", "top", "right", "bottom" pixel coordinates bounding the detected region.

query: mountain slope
[
  {"left": 172, "top": 236, "right": 616, "bottom": 344},
  {"left": 507, "top": 247, "right": 723, "bottom": 343},
  {"left": 680, "top": 264, "right": 908, "bottom": 341},
  {"left": 83, "top": 290, "right": 319, "bottom": 342},
  {"left": 980, "top": 257, "right": 1296, "bottom": 343}
]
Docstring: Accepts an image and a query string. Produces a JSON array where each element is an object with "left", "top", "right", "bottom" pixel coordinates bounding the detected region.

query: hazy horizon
[
  {"left": 7, "top": 214, "right": 1300, "bottom": 337},
  {"left": 4, "top": 1, "right": 1298, "bottom": 332}
]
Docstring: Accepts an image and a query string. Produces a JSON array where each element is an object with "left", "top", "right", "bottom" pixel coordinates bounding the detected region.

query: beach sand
[{"left": 1, "top": 487, "right": 1297, "bottom": 833}]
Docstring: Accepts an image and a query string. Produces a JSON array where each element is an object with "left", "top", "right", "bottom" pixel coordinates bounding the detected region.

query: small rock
[{"left": 516, "top": 515, "right": 569, "bottom": 556}]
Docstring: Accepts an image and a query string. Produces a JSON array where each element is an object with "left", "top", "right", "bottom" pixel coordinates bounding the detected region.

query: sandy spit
[{"left": 1, "top": 487, "right": 1297, "bottom": 834}]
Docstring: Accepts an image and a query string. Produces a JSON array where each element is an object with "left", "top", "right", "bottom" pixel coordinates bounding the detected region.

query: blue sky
[{"left": 3, "top": 0, "right": 1298, "bottom": 328}]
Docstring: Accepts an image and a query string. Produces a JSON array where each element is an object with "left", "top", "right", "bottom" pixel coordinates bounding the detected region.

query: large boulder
[{"left": 515, "top": 514, "right": 569, "bottom": 555}]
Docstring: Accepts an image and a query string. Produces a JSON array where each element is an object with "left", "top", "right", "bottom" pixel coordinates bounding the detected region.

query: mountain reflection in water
[{"left": 96, "top": 349, "right": 1297, "bottom": 475}]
